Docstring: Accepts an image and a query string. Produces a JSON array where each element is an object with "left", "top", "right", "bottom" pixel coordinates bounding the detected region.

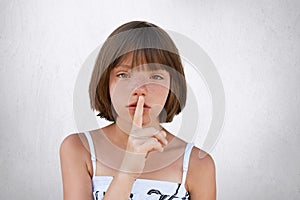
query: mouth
[{"left": 127, "top": 102, "right": 151, "bottom": 110}]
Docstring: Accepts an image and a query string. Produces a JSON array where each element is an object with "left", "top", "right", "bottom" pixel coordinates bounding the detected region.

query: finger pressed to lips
[
  {"left": 132, "top": 96, "right": 145, "bottom": 128},
  {"left": 130, "top": 96, "right": 168, "bottom": 154},
  {"left": 127, "top": 101, "right": 151, "bottom": 110},
  {"left": 128, "top": 106, "right": 151, "bottom": 111}
]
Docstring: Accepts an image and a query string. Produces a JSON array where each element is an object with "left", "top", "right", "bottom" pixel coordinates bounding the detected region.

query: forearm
[{"left": 102, "top": 172, "right": 135, "bottom": 200}]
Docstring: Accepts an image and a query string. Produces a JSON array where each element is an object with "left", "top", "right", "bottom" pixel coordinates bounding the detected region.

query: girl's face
[{"left": 109, "top": 55, "right": 170, "bottom": 127}]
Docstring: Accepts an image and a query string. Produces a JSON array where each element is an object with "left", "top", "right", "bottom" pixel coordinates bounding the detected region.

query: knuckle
[
  {"left": 151, "top": 138, "right": 158, "bottom": 144},
  {"left": 159, "top": 131, "right": 166, "bottom": 137}
]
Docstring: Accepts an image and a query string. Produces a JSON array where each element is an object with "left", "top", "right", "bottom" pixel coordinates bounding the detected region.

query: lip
[{"left": 126, "top": 102, "right": 151, "bottom": 110}]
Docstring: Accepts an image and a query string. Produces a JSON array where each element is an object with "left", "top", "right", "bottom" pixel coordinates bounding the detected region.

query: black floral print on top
[{"left": 146, "top": 183, "right": 190, "bottom": 200}]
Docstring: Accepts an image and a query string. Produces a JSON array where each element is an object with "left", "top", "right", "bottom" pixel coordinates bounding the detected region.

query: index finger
[{"left": 132, "top": 96, "right": 144, "bottom": 129}]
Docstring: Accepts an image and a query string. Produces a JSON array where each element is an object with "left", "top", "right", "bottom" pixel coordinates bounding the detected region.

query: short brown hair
[{"left": 89, "top": 21, "right": 187, "bottom": 122}]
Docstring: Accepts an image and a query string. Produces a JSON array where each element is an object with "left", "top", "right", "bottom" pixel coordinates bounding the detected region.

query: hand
[{"left": 119, "top": 96, "right": 168, "bottom": 176}]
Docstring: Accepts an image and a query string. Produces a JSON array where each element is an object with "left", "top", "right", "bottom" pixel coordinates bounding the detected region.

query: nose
[
  {"left": 132, "top": 84, "right": 148, "bottom": 97},
  {"left": 130, "top": 74, "right": 149, "bottom": 97}
]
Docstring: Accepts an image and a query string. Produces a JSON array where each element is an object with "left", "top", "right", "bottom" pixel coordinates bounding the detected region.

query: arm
[
  {"left": 102, "top": 173, "right": 135, "bottom": 199},
  {"left": 60, "top": 134, "right": 93, "bottom": 200},
  {"left": 187, "top": 149, "right": 216, "bottom": 200}
]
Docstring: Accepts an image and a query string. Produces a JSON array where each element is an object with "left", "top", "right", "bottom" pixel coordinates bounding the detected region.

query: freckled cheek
[
  {"left": 109, "top": 81, "right": 132, "bottom": 108},
  {"left": 148, "top": 84, "right": 170, "bottom": 100},
  {"left": 145, "top": 85, "right": 169, "bottom": 120}
]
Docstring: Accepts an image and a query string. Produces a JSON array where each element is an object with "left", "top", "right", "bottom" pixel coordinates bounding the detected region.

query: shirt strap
[
  {"left": 84, "top": 131, "right": 97, "bottom": 177},
  {"left": 181, "top": 143, "right": 194, "bottom": 185}
]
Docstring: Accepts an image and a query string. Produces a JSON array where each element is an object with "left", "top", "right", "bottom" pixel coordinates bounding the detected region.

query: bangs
[
  {"left": 112, "top": 48, "right": 178, "bottom": 73},
  {"left": 103, "top": 25, "right": 179, "bottom": 73}
]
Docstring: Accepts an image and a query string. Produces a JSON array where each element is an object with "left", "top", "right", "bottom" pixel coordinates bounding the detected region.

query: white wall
[{"left": 0, "top": 0, "right": 299, "bottom": 199}]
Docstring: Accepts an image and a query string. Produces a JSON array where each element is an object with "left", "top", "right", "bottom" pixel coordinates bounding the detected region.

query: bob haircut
[{"left": 89, "top": 21, "right": 187, "bottom": 122}]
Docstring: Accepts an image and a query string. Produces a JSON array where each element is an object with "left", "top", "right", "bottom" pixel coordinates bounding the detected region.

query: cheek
[
  {"left": 147, "top": 84, "right": 170, "bottom": 116},
  {"left": 109, "top": 80, "right": 132, "bottom": 108},
  {"left": 149, "top": 84, "right": 170, "bottom": 101}
]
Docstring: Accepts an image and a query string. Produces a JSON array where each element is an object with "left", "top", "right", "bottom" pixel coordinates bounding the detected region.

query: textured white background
[{"left": 1, "top": 0, "right": 300, "bottom": 199}]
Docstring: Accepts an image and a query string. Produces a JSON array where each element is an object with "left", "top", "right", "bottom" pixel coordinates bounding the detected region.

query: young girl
[{"left": 60, "top": 21, "right": 216, "bottom": 200}]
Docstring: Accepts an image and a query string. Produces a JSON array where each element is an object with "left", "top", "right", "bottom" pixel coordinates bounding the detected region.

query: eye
[
  {"left": 116, "top": 72, "right": 130, "bottom": 78},
  {"left": 150, "top": 74, "right": 164, "bottom": 80}
]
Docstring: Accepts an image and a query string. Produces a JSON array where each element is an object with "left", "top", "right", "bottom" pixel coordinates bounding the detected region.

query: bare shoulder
[
  {"left": 189, "top": 147, "right": 215, "bottom": 172},
  {"left": 60, "top": 133, "right": 88, "bottom": 153},
  {"left": 60, "top": 127, "right": 110, "bottom": 163},
  {"left": 60, "top": 133, "right": 91, "bottom": 164},
  {"left": 186, "top": 146, "right": 216, "bottom": 199}
]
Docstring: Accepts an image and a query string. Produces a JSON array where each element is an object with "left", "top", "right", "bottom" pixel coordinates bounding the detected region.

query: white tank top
[{"left": 84, "top": 131, "right": 194, "bottom": 200}]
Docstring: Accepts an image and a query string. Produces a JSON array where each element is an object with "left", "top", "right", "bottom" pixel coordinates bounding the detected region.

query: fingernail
[{"left": 138, "top": 96, "right": 144, "bottom": 102}]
